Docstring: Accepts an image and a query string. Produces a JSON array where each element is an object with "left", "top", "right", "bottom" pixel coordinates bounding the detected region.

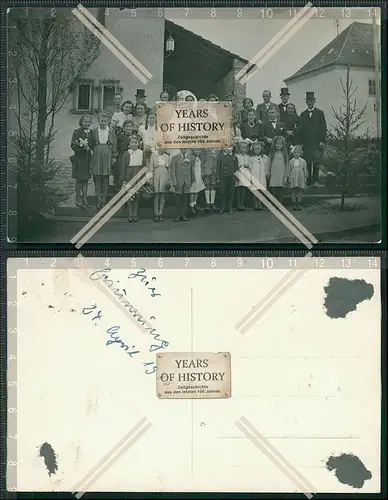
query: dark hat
[
  {"left": 135, "top": 89, "right": 146, "bottom": 97},
  {"left": 306, "top": 91, "right": 315, "bottom": 100},
  {"left": 280, "top": 87, "right": 290, "bottom": 96}
]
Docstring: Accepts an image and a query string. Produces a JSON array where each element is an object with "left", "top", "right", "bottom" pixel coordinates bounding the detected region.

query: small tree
[
  {"left": 8, "top": 7, "right": 100, "bottom": 234},
  {"left": 323, "top": 66, "right": 380, "bottom": 210}
]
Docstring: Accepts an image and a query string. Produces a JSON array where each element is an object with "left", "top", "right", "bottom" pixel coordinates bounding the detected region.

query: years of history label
[
  {"left": 156, "top": 101, "right": 232, "bottom": 149},
  {"left": 156, "top": 352, "right": 231, "bottom": 399}
]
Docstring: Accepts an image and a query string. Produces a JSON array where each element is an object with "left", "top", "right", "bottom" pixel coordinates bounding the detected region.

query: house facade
[
  {"left": 48, "top": 8, "right": 249, "bottom": 204},
  {"left": 284, "top": 22, "right": 381, "bottom": 137},
  {"left": 49, "top": 8, "right": 164, "bottom": 202},
  {"left": 53, "top": 8, "right": 165, "bottom": 156},
  {"left": 163, "top": 19, "right": 249, "bottom": 108}
]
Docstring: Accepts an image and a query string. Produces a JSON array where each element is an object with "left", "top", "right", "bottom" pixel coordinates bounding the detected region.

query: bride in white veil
[
  {"left": 176, "top": 90, "right": 197, "bottom": 102},
  {"left": 165, "top": 90, "right": 197, "bottom": 158}
]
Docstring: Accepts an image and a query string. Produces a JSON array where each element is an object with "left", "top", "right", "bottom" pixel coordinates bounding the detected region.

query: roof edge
[
  {"left": 284, "top": 21, "right": 376, "bottom": 84},
  {"left": 335, "top": 22, "right": 355, "bottom": 63},
  {"left": 284, "top": 63, "right": 336, "bottom": 83},
  {"left": 165, "top": 19, "right": 251, "bottom": 66}
]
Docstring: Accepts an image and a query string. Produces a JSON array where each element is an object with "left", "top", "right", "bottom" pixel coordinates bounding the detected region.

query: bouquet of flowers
[
  {"left": 76, "top": 137, "right": 90, "bottom": 150},
  {"left": 123, "top": 178, "right": 154, "bottom": 202},
  {"left": 143, "top": 146, "right": 153, "bottom": 161},
  {"left": 140, "top": 179, "right": 154, "bottom": 200},
  {"left": 241, "top": 157, "right": 251, "bottom": 169},
  {"left": 232, "top": 135, "right": 240, "bottom": 147}
]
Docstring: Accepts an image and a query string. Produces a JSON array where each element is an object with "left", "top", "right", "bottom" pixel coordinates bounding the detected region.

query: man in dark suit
[
  {"left": 298, "top": 91, "right": 327, "bottom": 187},
  {"left": 256, "top": 89, "right": 274, "bottom": 123},
  {"left": 260, "top": 105, "right": 287, "bottom": 154},
  {"left": 131, "top": 89, "right": 151, "bottom": 116},
  {"left": 278, "top": 87, "right": 295, "bottom": 125},
  {"left": 170, "top": 151, "right": 193, "bottom": 221}
]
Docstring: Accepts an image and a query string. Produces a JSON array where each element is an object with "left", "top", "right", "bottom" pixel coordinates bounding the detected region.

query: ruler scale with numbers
[
  {"left": 4, "top": 252, "right": 385, "bottom": 270},
  {"left": 4, "top": 248, "right": 387, "bottom": 263}
]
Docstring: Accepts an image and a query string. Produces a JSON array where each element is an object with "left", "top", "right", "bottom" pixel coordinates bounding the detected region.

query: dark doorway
[{"left": 163, "top": 20, "right": 234, "bottom": 100}]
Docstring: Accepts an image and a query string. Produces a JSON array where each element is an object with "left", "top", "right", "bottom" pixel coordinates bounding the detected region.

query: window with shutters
[
  {"left": 96, "top": 80, "right": 122, "bottom": 111},
  {"left": 71, "top": 79, "right": 94, "bottom": 114}
]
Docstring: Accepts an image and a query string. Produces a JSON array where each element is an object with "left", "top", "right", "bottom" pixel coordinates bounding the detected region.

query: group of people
[
  {"left": 235, "top": 88, "right": 327, "bottom": 189},
  {"left": 69, "top": 86, "right": 327, "bottom": 222}
]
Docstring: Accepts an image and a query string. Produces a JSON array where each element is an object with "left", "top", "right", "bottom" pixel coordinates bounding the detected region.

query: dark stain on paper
[
  {"left": 323, "top": 277, "right": 374, "bottom": 319},
  {"left": 38, "top": 442, "right": 58, "bottom": 476},
  {"left": 326, "top": 453, "right": 372, "bottom": 488}
]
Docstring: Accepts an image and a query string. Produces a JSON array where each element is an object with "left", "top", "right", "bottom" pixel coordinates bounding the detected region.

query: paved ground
[
  {"left": 330, "top": 229, "right": 382, "bottom": 243},
  {"left": 21, "top": 195, "right": 382, "bottom": 244}
]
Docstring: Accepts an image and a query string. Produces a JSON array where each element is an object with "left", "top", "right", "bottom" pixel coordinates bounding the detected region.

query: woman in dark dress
[
  {"left": 70, "top": 115, "right": 92, "bottom": 207},
  {"left": 116, "top": 119, "right": 134, "bottom": 191},
  {"left": 239, "top": 109, "right": 262, "bottom": 141},
  {"left": 285, "top": 103, "right": 300, "bottom": 145},
  {"left": 239, "top": 98, "right": 255, "bottom": 125}
]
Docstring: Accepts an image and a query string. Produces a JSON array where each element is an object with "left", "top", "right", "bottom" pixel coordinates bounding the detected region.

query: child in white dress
[
  {"left": 235, "top": 139, "right": 251, "bottom": 210},
  {"left": 249, "top": 140, "right": 269, "bottom": 210},
  {"left": 152, "top": 147, "right": 170, "bottom": 221},
  {"left": 189, "top": 148, "right": 206, "bottom": 215},
  {"left": 286, "top": 145, "right": 308, "bottom": 210},
  {"left": 268, "top": 135, "right": 288, "bottom": 204},
  {"left": 138, "top": 110, "right": 157, "bottom": 172}
]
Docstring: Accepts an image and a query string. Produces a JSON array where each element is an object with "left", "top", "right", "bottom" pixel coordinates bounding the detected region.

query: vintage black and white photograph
[{"left": 7, "top": 5, "right": 383, "bottom": 244}]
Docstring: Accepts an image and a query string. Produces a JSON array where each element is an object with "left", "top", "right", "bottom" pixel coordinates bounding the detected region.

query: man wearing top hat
[
  {"left": 131, "top": 89, "right": 151, "bottom": 116},
  {"left": 278, "top": 87, "right": 294, "bottom": 125},
  {"left": 298, "top": 91, "right": 327, "bottom": 187}
]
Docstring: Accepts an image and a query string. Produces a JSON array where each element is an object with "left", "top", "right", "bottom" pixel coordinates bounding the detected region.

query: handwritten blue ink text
[
  {"left": 127, "top": 268, "right": 162, "bottom": 298},
  {"left": 106, "top": 325, "right": 140, "bottom": 358}
]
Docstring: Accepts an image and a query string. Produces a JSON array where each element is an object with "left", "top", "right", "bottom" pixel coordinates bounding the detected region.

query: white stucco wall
[
  {"left": 50, "top": 8, "right": 165, "bottom": 201},
  {"left": 285, "top": 65, "right": 380, "bottom": 137}
]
